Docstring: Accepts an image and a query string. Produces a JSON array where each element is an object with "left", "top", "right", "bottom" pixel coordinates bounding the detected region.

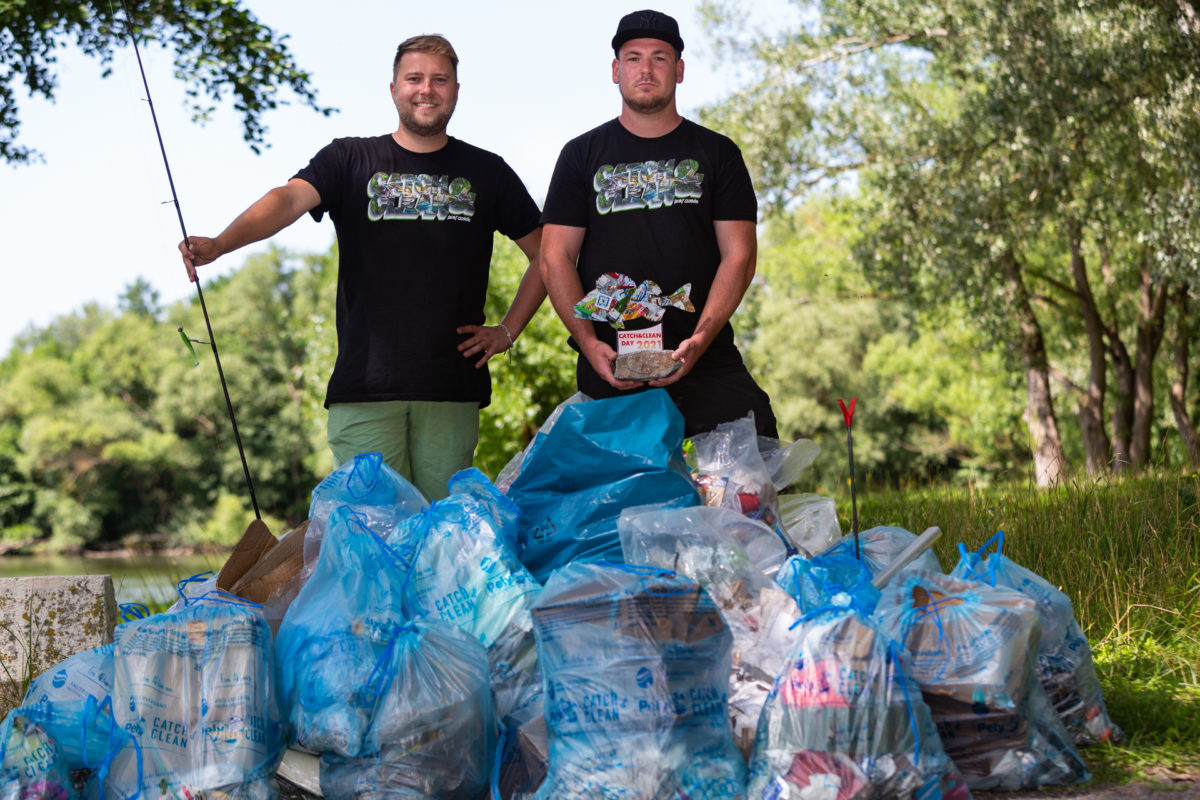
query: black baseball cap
[{"left": 611, "top": 10, "right": 684, "bottom": 55}]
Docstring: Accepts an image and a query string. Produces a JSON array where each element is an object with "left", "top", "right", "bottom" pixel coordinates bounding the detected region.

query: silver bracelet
[{"left": 497, "top": 322, "right": 515, "bottom": 353}]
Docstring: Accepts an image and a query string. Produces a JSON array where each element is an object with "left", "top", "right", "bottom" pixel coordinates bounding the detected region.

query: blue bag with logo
[
  {"left": 951, "top": 531, "right": 1122, "bottom": 745},
  {"left": 506, "top": 390, "right": 699, "bottom": 582},
  {"left": 531, "top": 561, "right": 745, "bottom": 798}
]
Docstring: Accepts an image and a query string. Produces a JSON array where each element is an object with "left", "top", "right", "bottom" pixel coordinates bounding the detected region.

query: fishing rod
[{"left": 119, "top": 1, "right": 262, "bottom": 520}]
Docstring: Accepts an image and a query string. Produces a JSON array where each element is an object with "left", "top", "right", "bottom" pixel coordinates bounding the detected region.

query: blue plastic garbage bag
[
  {"left": 19, "top": 642, "right": 115, "bottom": 770},
  {"left": 619, "top": 503, "right": 801, "bottom": 757},
  {"left": 388, "top": 468, "right": 543, "bottom": 727},
  {"left": 824, "top": 527, "right": 942, "bottom": 584},
  {"left": 92, "top": 599, "right": 285, "bottom": 800},
  {"left": 951, "top": 532, "right": 1122, "bottom": 746},
  {"left": 875, "top": 571, "right": 1089, "bottom": 790},
  {"left": 531, "top": 561, "right": 746, "bottom": 798},
  {"left": 318, "top": 620, "right": 496, "bottom": 800},
  {"left": 506, "top": 390, "right": 700, "bottom": 582},
  {"left": 776, "top": 553, "right": 881, "bottom": 616},
  {"left": 749, "top": 604, "right": 970, "bottom": 800},
  {"left": 277, "top": 505, "right": 413, "bottom": 757},
  {"left": 304, "top": 453, "right": 430, "bottom": 586},
  {"left": 0, "top": 710, "right": 79, "bottom": 800}
]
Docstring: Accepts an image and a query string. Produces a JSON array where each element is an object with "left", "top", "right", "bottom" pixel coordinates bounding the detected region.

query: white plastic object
[{"left": 871, "top": 526, "right": 942, "bottom": 588}]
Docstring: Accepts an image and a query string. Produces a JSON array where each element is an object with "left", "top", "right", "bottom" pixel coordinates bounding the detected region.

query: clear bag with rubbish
[
  {"left": 619, "top": 503, "right": 802, "bottom": 757},
  {"left": 777, "top": 493, "right": 842, "bottom": 557},
  {"left": 689, "top": 414, "right": 796, "bottom": 553},
  {"left": 318, "top": 619, "right": 496, "bottom": 800},
  {"left": 530, "top": 561, "right": 746, "bottom": 798},
  {"left": 748, "top": 604, "right": 971, "bottom": 800},
  {"left": 276, "top": 505, "right": 413, "bottom": 757},
  {"left": 951, "top": 532, "right": 1122, "bottom": 745},
  {"left": 303, "top": 452, "right": 430, "bottom": 586},
  {"left": 91, "top": 598, "right": 285, "bottom": 800},
  {"left": 0, "top": 710, "right": 81, "bottom": 800},
  {"left": 875, "top": 571, "right": 1090, "bottom": 790},
  {"left": 506, "top": 390, "right": 699, "bottom": 583}
]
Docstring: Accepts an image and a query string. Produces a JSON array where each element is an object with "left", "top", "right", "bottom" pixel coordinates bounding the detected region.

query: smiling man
[
  {"left": 540, "top": 10, "right": 778, "bottom": 438},
  {"left": 180, "top": 35, "right": 545, "bottom": 500}
]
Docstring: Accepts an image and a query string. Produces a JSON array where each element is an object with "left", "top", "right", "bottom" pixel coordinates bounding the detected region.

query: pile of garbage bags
[{"left": 2, "top": 389, "right": 1120, "bottom": 800}]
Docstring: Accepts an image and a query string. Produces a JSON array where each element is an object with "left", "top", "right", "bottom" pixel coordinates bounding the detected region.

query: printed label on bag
[{"left": 617, "top": 324, "right": 663, "bottom": 354}]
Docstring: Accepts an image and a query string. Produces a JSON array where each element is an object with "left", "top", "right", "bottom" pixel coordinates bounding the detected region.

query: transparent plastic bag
[
  {"left": 690, "top": 415, "right": 794, "bottom": 553},
  {"left": 318, "top": 620, "right": 495, "bottom": 800},
  {"left": 93, "top": 600, "right": 285, "bottom": 800},
  {"left": 530, "top": 561, "right": 746, "bottom": 798},
  {"left": 951, "top": 532, "right": 1122, "bottom": 745},
  {"left": 749, "top": 606, "right": 970, "bottom": 800},
  {"left": 506, "top": 390, "right": 699, "bottom": 582},
  {"left": 20, "top": 643, "right": 116, "bottom": 770},
  {"left": 303, "top": 452, "right": 429, "bottom": 587},
  {"left": 0, "top": 710, "right": 79, "bottom": 800},
  {"left": 276, "top": 505, "right": 412, "bottom": 757},
  {"left": 875, "top": 571, "right": 1089, "bottom": 790},
  {"left": 777, "top": 493, "right": 842, "bottom": 557},
  {"left": 619, "top": 504, "right": 802, "bottom": 757}
]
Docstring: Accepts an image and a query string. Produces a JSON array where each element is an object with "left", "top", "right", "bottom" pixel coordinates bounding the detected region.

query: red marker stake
[{"left": 838, "top": 398, "right": 860, "bottom": 560}]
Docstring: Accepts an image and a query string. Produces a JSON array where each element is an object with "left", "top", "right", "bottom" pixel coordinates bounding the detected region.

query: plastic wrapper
[
  {"left": 530, "top": 561, "right": 746, "bottom": 798},
  {"left": 823, "top": 527, "right": 942, "bottom": 584},
  {"left": 303, "top": 452, "right": 429, "bottom": 587},
  {"left": 690, "top": 415, "right": 797, "bottom": 558},
  {"left": 950, "top": 532, "right": 1122, "bottom": 745},
  {"left": 875, "top": 572, "right": 1089, "bottom": 790},
  {"left": 318, "top": 620, "right": 495, "bottom": 800},
  {"left": 619, "top": 504, "right": 802, "bottom": 757},
  {"left": 0, "top": 711, "right": 79, "bottom": 800},
  {"left": 276, "top": 505, "right": 411, "bottom": 757},
  {"left": 776, "top": 553, "right": 881, "bottom": 616},
  {"left": 748, "top": 606, "right": 970, "bottom": 800},
  {"left": 506, "top": 390, "right": 699, "bottom": 583},
  {"left": 19, "top": 643, "right": 116, "bottom": 770},
  {"left": 574, "top": 272, "right": 694, "bottom": 329},
  {"left": 778, "top": 494, "right": 841, "bottom": 557},
  {"left": 93, "top": 600, "right": 285, "bottom": 800}
]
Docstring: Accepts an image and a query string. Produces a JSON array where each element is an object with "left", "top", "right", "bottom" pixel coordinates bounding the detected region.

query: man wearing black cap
[{"left": 540, "top": 9, "right": 778, "bottom": 438}]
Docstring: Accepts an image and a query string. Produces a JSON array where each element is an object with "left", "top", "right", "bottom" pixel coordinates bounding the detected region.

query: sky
[{"left": 0, "top": 0, "right": 794, "bottom": 354}]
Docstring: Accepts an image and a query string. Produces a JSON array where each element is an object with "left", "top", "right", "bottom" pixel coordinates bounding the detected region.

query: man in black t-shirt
[
  {"left": 180, "top": 35, "right": 545, "bottom": 500},
  {"left": 541, "top": 10, "right": 777, "bottom": 438}
]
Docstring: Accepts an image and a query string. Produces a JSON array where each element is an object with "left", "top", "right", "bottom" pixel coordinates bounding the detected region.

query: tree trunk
[
  {"left": 1130, "top": 257, "right": 1170, "bottom": 468},
  {"left": 1101, "top": 240, "right": 1134, "bottom": 472},
  {"left": 1067, "top": 218, "right": 1111, "bottom": 474},
  {"left": 1169, "top": 288, "right": 1200, "bottom": 467},
  {"left": 1003, "top": 251, "right": 1067, "bottom": 485}
]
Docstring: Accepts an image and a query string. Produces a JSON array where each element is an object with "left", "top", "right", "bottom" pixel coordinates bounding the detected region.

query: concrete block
[{"left": 0, "top": 575, "right": 119, "bottom": 711}]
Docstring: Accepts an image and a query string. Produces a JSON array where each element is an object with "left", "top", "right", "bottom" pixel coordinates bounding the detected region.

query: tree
[
  {"left": 700, "top": 0, "right": 1200, "bottom": 483},
  {"left": 0, "top": 0, "right": 333, "bottom": 164}
]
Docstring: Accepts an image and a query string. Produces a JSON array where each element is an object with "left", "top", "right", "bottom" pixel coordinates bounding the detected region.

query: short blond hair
[{"left": 393, "top": 34, "right": 459, "bottom": 79}]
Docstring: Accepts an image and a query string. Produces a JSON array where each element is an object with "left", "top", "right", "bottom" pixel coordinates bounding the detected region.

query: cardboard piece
[
  {"left": 230, "top": 521, "right": 308, "bottom": 605},
  {"left": 216, "top": 518, "right": 277, "bottom": 591}
]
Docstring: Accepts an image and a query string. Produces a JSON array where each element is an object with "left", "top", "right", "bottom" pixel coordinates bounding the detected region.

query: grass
[{"left": 840, "top": 470, "right": 1200, "bottom": 784}]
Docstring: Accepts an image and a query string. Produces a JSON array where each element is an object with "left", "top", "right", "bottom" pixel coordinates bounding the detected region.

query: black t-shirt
[
  {"left": 541, "top": 118, "right": 757, "bottom": 396},
  {"left": 295, "top": 135, "right": 540, "bottom": 408}
]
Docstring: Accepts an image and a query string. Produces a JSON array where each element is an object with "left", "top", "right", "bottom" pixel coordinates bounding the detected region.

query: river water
[{"left": 0, "top": 552, "right": 224, "bottom": 609}]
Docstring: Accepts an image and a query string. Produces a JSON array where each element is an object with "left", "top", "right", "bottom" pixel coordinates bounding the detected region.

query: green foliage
[{"left": 0, "top": 0, "right": 334, "bottom": 164}]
